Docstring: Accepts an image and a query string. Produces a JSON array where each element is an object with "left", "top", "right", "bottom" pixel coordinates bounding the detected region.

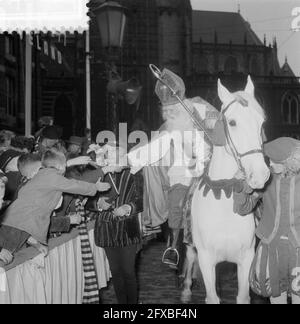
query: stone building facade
[
  {"left": 0, "top": 0, "right": 299, "bottom": 140},
  {"left": 98, "top": 0, "right": 300, "bottom": 140}
]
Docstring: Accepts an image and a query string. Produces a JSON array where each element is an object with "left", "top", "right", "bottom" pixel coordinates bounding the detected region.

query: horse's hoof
[{"left": 181, "top": 292, "right": 192, "bottom": 304}]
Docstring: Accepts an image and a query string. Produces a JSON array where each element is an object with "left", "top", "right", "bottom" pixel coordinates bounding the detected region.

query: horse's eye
[{"left": 229, "top": 120, "right": 236, "bottom": 127}]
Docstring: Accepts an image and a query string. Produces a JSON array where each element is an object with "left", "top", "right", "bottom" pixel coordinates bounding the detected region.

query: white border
[{"left": 0, "top": 0, "right": 89, "bottom": 34}]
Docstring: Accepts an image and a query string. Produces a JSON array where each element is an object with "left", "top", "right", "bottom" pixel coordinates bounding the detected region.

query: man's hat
[
  {"left": 41, "top": 126, "right": 61, "bottom": 140},
  {"left": 264, "top": 137, "right": 300, "bottom": 163},
  {"left": 155, "top": 68, "right": 185, "bottom": 106},
  {"left": 68, "top": 136, "right": 83, "bottom": 147}
]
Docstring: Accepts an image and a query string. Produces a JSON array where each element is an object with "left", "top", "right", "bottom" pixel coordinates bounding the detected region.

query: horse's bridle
[
  {"left": 149, "top": 64, "right": 264, "bottom": 174},
  {"left": 221, "top": 99, "right": 264, "bottom": 173}
]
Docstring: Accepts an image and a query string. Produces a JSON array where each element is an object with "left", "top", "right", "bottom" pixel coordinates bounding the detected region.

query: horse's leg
[
  {"left": 236, "top": 249, "right": 255, "bottom": 304},
  {"left": 181, "top": 245, "right": 195, "bottom": 303},
  {"left": 197, "top": 250, "right": 219, "bottom": 304}
]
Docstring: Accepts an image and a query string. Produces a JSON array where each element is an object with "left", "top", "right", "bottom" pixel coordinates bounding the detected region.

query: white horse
[{"left": 189, "top": 77, "right": 270, "bottom": 304}]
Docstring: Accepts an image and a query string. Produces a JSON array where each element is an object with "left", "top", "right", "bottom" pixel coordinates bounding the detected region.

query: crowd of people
[
  {"left": 0, "top": 69, "right": 300, "bottom": 306},
  {"left": 0, "top": 125, "right": 143, "bottom": 304}
]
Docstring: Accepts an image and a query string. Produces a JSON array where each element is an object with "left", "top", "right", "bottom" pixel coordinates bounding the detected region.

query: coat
[
  {"left": 256, "top": 174, "right": 300, "bottom": 248},
  {"left": 94, "top": 168, "right": 143, "bottom": 248},
  {"left": 1, "top": 167, "right": 98, "bottom": 244}
]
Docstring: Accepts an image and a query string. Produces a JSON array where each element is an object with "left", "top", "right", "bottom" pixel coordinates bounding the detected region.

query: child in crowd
[
  {"left": 0, "top": 148, "right": 110, "bottom": 265},
  {"left": 17, "top": 153, "right": 41, "bottom": 183},
  {"left": 235, "top": 137, "right": 300, "bottom": 304},
  {"left": 10, "top": 136, "right": 35, "bottom": 153},
  {"left": 0, "top": 130, "right": 15, "bottom": 153},
  {"left": 17, "top": 153, "right": 81, "bottom": 234},
  {"left": 67, "top": 136, "right": 83, "bottom": 159}
]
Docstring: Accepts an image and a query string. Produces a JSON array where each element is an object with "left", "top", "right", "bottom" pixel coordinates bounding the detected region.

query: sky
[{"left": 191, "top": 0, "right": 300, "bottom": 76}]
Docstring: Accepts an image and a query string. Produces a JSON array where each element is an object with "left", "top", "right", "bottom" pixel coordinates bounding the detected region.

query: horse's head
[{"left": 217, "top": 76, "right": 270, "bottom": 189}]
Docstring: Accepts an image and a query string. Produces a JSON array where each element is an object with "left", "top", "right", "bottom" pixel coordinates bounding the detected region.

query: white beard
[{"left": 162, "top": 101, "right": 195, "bottom": 134}]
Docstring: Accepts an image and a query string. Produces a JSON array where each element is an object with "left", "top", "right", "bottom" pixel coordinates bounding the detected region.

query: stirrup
[{"left": 162, "top": 247, "right": 179, "bottom": 266}]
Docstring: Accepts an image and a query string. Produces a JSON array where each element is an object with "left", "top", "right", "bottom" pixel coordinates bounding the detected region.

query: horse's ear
[
  {"left": 245, "top": 76, "right": 255, "bottom": 96},
  {"left": 218, "top": 79, "right": 233, "bottom": 106}
]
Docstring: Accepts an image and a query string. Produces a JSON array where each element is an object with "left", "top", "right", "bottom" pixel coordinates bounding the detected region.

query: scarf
[{"left": 75, "top": 198, "right": 100, "bottom": 304}]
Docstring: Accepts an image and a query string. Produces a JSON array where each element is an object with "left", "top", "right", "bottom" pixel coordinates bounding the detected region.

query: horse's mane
[{"left": 234, "top": 91, "right": 266, "bottom": 120}]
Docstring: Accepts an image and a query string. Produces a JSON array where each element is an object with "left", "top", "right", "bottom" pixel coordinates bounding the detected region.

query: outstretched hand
[
  {"left": 102, "top": 165, "right": 124, "bottom": 174},
  {"left": 67, "top": 156, "right": 93, "bottom": 167},
  {"left": 96, "top": 179, "right": 111, "bottom": 192}
]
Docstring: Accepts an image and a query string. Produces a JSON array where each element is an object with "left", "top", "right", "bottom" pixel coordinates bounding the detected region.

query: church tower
[{"left": 156, "top": 0, "right": 192, "bottom": 77}]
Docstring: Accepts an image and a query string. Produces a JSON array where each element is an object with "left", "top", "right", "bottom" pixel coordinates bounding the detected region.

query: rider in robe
[{"left": 128, "top": 68, "right": 217, "bottom": 267}]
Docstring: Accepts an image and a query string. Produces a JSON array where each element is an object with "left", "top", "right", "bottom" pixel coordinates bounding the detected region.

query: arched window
[
  {"left": 224, "top": 56, "right": 238, "bottom": 74},
  {"left": 282, "top": 92, "right": 299, "bottom": 125}
]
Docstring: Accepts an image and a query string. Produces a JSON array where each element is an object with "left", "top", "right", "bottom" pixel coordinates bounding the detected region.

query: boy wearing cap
[
  {"left": 236, "top": 137, "right": 300, "bottom": 304},
  {"left": 67, "top": 136, "right": 83, "bottom": 159},
  {"left": 37, "top": 125, "right": 61, "bottom": 154}
]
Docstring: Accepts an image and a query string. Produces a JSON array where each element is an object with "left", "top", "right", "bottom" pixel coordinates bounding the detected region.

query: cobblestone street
[{"left": 100, "top": 240, "right": 241, "bottom": 304}]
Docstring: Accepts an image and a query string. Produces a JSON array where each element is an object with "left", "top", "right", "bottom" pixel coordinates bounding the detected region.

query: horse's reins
[
  {"left": 149, "top": 64, "right": 264, "bottom": 175},
  {"left": 221, "top": 99, "right": 264, "bottom": 174}
]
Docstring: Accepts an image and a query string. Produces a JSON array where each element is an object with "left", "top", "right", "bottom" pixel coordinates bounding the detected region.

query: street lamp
[
  {"left": 93, "top": 1, "right": 127, "bottom": 49},
  {"left": 88, "top": 0, "right": 128, "bottom": 134}
]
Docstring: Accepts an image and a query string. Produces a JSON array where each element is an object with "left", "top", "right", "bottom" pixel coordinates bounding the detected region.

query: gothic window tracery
[{"left": 282, "top": 92, "right": 299, "bottom": 125}]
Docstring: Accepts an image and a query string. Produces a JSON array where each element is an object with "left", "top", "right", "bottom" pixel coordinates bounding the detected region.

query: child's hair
[
  {"left": 0, "top": 130, "right": 15, "bottom": 147},
  {"left": 11, "top": 136, "right": 35, "bottom": 152},
  {"left": 41, "top": 148, "right": 66, "bottom": 172},
  {"left": 281, "top": 146, "right": 300, "bottom": 178},
  {"left": 18, "top": 153, "right": 41, "bottom": 178}
]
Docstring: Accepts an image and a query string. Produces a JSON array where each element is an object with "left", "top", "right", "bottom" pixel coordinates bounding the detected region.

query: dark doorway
[{"left": 54, "top": 94, "right": 73, "bottom": 140}]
